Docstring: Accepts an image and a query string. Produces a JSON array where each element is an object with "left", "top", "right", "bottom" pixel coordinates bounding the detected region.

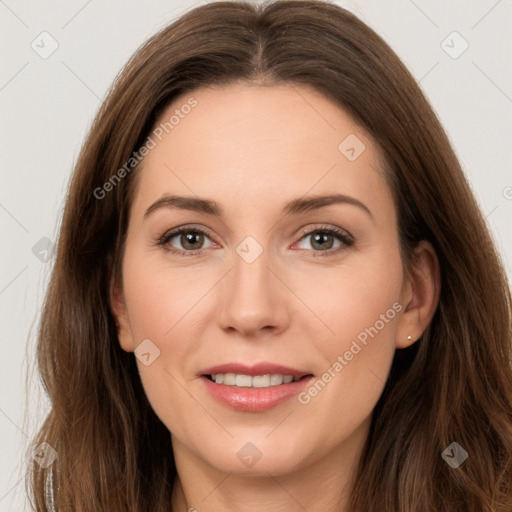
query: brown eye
[
  {"left": 159, "top": 227, "right": 214, "bottom": 254},
  {"left": 180, "top": 231, "right": 205, "bottom": 250},
  {"left": 295, "top": 227, "right": 353, "bottom": 253},
  {"left": 310, "top": 232, "right": 335, "bottom": 251}
]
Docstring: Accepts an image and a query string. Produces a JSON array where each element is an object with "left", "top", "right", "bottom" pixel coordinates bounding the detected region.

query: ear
[
  {"left": 395, "top": 240, "right": 440, "bottom": 349},
  {"left": 109, "top": 275, "right": 135, "bottom": 353}
]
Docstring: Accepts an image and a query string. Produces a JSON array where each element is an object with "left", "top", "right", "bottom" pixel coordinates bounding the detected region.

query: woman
[{"left": 27, "top": 1, "right": 512, "bottom": 511}]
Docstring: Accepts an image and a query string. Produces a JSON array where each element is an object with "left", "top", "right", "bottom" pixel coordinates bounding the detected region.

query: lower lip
[{"left": 201, "top": 375, "right": 314, "bottom": 412}]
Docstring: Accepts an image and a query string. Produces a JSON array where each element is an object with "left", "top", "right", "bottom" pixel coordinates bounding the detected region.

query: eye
[
  {"left": 157, "top": 224, "right": 354, "bottom": 257},
  {"left": 294, "top": 226, "right": 353, "bottom": 255},
  {"left": 158, "top": 226, "right": 215, "bottom": 255}
]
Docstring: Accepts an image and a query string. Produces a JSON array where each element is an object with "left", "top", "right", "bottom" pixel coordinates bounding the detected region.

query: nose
[{"left": 216, "top": 247, "right": 290, "bottom": 338}]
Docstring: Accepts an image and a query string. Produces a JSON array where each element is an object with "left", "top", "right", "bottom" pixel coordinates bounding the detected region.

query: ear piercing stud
[{"left": 407, "top": 335, "right": 412, "bottom": 341}]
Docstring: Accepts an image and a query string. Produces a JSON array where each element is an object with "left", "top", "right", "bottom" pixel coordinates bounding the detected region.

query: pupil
[
  {"left": 312, "top": 233, "right": 333, "bottom": 250},
  {"left": 182, "top": 232, "right": 203, "bottom": 250}
]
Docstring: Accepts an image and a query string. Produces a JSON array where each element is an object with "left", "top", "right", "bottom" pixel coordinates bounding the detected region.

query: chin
[{"left": 195, "top": 435, "right": 315, "bottom": 476}]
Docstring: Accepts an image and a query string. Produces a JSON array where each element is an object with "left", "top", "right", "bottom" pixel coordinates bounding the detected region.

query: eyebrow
[{"left": 144, "top": 193, "right": 373, "bottom": 220}]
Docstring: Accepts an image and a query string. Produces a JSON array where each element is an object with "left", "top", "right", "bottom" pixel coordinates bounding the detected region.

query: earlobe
[
  {"left": 109, "top": 278, "right": 135, "bottom": 353},
  {"left": 396, "top": 240, "right": 441, "bottom": 349}
]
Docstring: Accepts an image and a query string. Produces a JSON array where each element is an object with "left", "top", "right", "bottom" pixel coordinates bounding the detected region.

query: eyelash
[{"left": 156, "top": 224, "right": 354, "bottom": 257}]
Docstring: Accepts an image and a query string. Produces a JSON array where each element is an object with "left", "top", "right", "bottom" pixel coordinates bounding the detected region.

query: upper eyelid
[
  {"left": 295, "top": 224, "right": 353, "bottom": 240},
  {"left": 162, "top": 224, "right": 216, "bottom": 241}
]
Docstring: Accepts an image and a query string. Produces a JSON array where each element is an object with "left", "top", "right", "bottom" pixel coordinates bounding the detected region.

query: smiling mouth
[{"left": 204, "top": 373, "right": 313, "bottom": 388}]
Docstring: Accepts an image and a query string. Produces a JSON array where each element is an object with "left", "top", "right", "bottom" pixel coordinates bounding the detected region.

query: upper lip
[{"left": 200, "top": 362, "right": 312, "bottom": 378}]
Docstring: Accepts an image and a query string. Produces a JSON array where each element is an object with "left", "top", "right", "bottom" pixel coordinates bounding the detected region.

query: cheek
[
  {"left": 294, "top": 248, "right": 402, "bottom": 437},
  {"left": 121, "top": 246, "right": 215, "bottom": 431},
  {"left": 122, "top": 243, "right": 207, "bottom": 340},
  {"left": 293, "top": 242, "right": 403, "bottom": 345}
]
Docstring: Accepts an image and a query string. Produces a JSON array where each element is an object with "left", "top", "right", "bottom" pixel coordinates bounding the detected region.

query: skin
[{"left": 111, "top": 82, "right": 440, "bottom": 512}]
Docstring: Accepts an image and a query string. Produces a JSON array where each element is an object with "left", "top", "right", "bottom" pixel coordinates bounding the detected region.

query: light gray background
[{"left": 1, "top": 1, "right": 511, "bottom": 510}]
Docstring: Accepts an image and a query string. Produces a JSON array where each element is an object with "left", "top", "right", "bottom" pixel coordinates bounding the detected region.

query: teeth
[
  {"left": 223, "top": 373, "right": 236, "bottom": 385},
  {"left": 253, "top": 375, "right": 271, "bottom": 388},
  {"left": 235, "top": 374, "right": 252, "bottom": 387},
  {"left": 210, "top": 373, "right": 301, "bottom": 388}
]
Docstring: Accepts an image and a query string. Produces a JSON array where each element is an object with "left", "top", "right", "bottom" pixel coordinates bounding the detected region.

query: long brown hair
[{"left": 27, "top": 1, "right": 512, "bottom": 510}]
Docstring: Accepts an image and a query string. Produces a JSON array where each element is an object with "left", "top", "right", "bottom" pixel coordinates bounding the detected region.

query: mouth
[
  {"left": 199, "top": 363, "right": 314, "bottom": 412},
  {"left": 203, "top": 373, "right": 311, "bottom": 387}
]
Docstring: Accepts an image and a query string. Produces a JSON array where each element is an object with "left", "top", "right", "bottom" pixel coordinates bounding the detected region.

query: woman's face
[{"left": 113, "top": 82, "right": 421, "bottom": 476}]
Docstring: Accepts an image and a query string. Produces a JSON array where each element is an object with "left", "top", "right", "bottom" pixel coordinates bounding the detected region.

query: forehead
[{"left": 131, "top": 82, "right": 393, "bottom": 221}]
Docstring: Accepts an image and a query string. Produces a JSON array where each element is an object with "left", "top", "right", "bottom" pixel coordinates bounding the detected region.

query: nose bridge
[
  {"left": 217, "top": 236, "right": 289, "bottom": 334},
  {"left": 232, "top": 243, "right": 271, "bottom": 295}
]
